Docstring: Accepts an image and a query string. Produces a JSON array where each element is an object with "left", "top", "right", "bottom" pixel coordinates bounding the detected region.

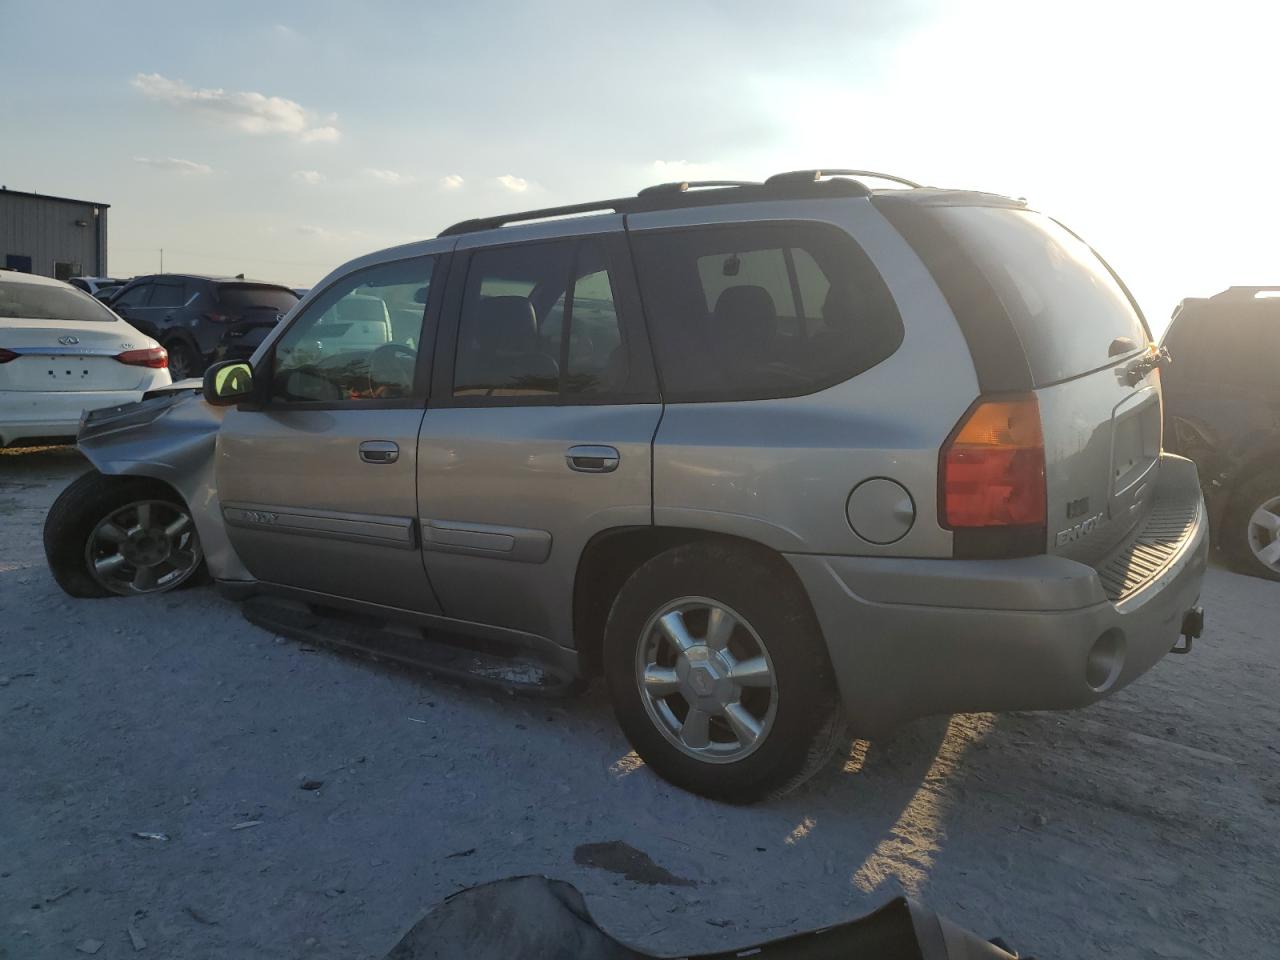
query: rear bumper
[
  {"left": 787, "top": 455, "right": 1209, "bottom": 736},
  {"left": 0, "top": 389, "right": 154, "bottom": 446}
]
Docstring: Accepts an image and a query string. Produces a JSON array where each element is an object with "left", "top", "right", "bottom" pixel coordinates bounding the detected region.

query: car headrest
[
  {"left": 472, "top": 296, "right": 538, "bottom": 351},
  {"left": 713, "top": 285, "right": 777, "bottom": 353},
  {"left": 335, "top": 294, "right": 390, "bottom": 326}
]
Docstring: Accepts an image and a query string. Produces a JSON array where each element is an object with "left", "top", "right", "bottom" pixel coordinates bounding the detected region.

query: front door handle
[
  {"left": 359, "top": 440, "right": 399, "bottom": 464},
  {"left": 566, "top": 445, "right": 619, "bottom": 473}
]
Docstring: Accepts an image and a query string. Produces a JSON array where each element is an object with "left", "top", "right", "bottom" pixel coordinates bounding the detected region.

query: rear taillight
[
  {"left": 115, "top": 346, "right": 168, "bottom": 369},
  {"left": 0, "top": 349, "right": 18, "bottom": 364},
  {"left": 940, "top": 394, "right": 1046, "bottom": 529}
]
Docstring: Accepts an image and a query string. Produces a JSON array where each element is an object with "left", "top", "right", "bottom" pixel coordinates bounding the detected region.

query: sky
[{"left": 2, "top": 0, "right": 1277, "bottom": 333}]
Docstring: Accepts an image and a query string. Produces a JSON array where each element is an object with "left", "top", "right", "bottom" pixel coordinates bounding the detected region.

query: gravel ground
[{"left": 2, "top": 446, "right": 1278, "bottom": 959}]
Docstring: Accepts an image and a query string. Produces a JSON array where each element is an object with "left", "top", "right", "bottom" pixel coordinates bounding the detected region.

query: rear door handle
[
  {"left": 359, "top": 440, "right": 399, "bottom": 464},
  {"left": 566, "top": 445, "right": 619, "bottom": 473}
]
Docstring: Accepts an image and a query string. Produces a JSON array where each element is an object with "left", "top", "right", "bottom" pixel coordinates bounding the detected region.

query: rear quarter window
[
  {"left": 930, "top": 207, "right": 1148, "bottom": 385},
  {"left": 630, "top": 222, "right": 903, "bottom": 402}
]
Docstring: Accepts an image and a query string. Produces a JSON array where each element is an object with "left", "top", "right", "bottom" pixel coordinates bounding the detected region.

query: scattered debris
[
  {"left": 75, "top": 939, "right": 103, "bottom": 954},
  {"left": 572, "top": 841, "right": 695, "bottom": 887},
  {"left": 300, "top": 779, "right": 324, "bottom": 791},
  {"left": 445, "top": 848, "right": 476, "bottom": 859},
  {"left": 325, "top": 887, "right": 345, "bottom": 898},
  {"left": 706, "top": 919, "right": 733, "bottom": 928},
  {"left": 299, "top": 646, "right": 318, "bottom": 653},
  {"left": 127, "top": 922, "right": 147, "bottom": 951},
  {"left": 44, "top": 886, "right": 76, "bottom": 903},
  {"left": 0, "top": 672, "right": 35, "bottom": 687},
  {"left": 407, "top": 717, "right": 429, "bottom": 724},
  {"left": 231, "top": 820, "right": 262, "bottom": 831},
  {"left": 184, "top": 905, "right": 218, "bottom": 926},
  {"left": 131, "top": 832, "right": 170, "bottom": 842},
  {"left": 1030, "top": 812, "right": 1050, "bottom": 828}
]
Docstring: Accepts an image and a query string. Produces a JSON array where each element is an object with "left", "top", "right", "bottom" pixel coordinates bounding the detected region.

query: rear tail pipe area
[{"left": 1172, "top": 605, "right": 1205, "bottom": 655}]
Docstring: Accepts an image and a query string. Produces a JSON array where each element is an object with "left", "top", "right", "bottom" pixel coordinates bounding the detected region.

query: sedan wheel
[
  {"left": 635, "top": 597, "right": 778, "bottom": 763},
  {"left": 85, "top": 498, "right": 203, "bottom": 595}
]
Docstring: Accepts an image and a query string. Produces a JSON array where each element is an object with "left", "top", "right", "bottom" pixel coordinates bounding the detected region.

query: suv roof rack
[
  {"left": 765, "top": 169, "right": 923, "bottom": 189},
  {"left": 436, "top": 172, "right": 890, "bottom": 237}
]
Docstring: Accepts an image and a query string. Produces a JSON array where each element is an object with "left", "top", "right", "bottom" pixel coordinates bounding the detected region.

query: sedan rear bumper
[
  {"left": 0, "top": 389, "right": 154, "bottom": 446},
  {"left": 788, "top": 455, "right": 1209, "bottom": 736}
]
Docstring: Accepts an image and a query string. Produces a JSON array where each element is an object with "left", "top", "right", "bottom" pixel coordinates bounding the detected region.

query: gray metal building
[{"left": 0, "top": 187, "right": 110, "bottom": 280}]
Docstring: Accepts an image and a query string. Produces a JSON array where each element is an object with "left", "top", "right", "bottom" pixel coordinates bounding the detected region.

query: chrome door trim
[
  {"left": 222, "top": 503, "right": 416, "bottom": 548},
  {"left": 421, "top": 519, "right": 552, "bottom": 563}
]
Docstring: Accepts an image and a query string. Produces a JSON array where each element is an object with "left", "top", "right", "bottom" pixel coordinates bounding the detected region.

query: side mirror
[{"left": 203, "top": 360, "right": 256, "bottom": 406}]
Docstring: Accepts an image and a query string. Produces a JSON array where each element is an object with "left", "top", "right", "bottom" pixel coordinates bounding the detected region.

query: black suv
[
  {"left": 1162, "top": 286, "right": 1280, "bottom": 580},
  {"left": 108, "top": 275, "right": 299, "bottom": 380}
]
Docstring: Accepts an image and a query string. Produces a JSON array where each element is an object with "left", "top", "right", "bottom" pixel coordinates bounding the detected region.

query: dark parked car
[
  {"left": 1162, "top": 286, "right": 1280, "bottom": 580},
  {"left": 108, "top": 274, "right": 299, "bottom": 380}
]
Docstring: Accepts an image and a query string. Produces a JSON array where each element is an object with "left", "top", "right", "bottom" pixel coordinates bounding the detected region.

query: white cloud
[
  {"left": 296, "top": 225, "right": 337, "bottom": 241},
  {"left": 131, "top": 73, "right": 340, "bottom": 143},
  {"left": 133, "top": 156, "right": 212, "bottom": 175},
  {"left": 365, "top": 168, "right": 414, "bottom": 185},
  {"left": 496, "top": 174, "right": 528, "bottom": 193},
  {"left": 439, "top": 174, "right": 465, "bottom": 190},
  {"left": 292, "top": 169, "right": 324, "bottom": 185}
]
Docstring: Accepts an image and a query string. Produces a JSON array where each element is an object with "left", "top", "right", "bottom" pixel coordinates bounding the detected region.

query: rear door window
[
  {"left": 217, "top": 285, "right": 300, "bottom": 313},
  {"left": 630, "top": 222, "right": 903, "bottom": 401},
  {"left": 930, "top": 207, "right": 1148, "bottom": 385},
  {"left": 112, "top": 282, "right": 153, "bottom": 309},
  {"left": 149, "top": 281, "right": 187, "bottom": 309},
  {"left": 452, "top": 238, "right": 646, "bottom": 400}
]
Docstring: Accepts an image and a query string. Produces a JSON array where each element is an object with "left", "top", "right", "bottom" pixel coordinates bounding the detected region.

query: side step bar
[{"left": 242, "top": 596, "right": 582, "bottom": 697}]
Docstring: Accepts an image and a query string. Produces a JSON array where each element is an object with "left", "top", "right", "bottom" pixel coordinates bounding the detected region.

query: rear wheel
[
  {"left": 603, "top": 541, "right": 846, "bottom": 803},
  {"left": 165, "top": 340, "right": 202, "bottom": 381},
  {"left": 43, "top": 471, "right": 206, "bottom": 598},
  {"left": 1224, "top": 467, "right": 1280, "bottom": 582}
]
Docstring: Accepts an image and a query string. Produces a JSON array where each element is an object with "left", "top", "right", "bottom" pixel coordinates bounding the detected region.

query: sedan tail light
[
  {"left": 940, "top": 394, "right": 1046, "bottom": 529},
  {"left": 115, "top": 346, "right": 169, "bottom": 369},
  {"left": 0, "top": 348, "right": 18, "bottom": 364}
]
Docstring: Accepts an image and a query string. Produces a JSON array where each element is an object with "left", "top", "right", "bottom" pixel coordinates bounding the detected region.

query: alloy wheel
[
  {"left": 85, "top": 499, "right": 203, "bottom": 596},
  {"left": 1247, "top": 494, "right": 1280, "bottom": 572},
  {"left": 635, "top": 597, "right": 778, "bottom": 763}
]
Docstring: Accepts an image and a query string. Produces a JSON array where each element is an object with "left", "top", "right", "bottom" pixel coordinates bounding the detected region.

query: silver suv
[{"left": 45, "top": 170, "right": 1209, "bottom": 802}]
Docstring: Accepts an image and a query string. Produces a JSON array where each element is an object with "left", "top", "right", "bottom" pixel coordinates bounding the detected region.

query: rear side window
[
  {"left": 630, "top": 222, "right": 903, "bottom": 402},
  {"left": 217, "top": 285, "right": 299, "bottom": 313},
  {"left": 452, "top": 238, "right": 645, "bottom": 400},
  {"left": 0, "top": 280, "right": 118, "bottom": 323},
  {"left": 930, "top": 207, "right": 1148, "bottom": 385},
  {"left": 149, "top": 281, "right": 187, "bottom": 308},
  {"left": 112, "top": 282, "right": 153, "bottom": 308}
]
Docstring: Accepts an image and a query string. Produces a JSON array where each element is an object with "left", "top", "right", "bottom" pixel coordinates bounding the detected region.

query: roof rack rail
[
  {"left": 438, "top": 197, "right": 635, "bottom": 238},
  {"left": 637, "top": 180, "right": 760, "bottom": 197},
  {"left": 765, "top": 169, "right": 923, "bottom": 189}
]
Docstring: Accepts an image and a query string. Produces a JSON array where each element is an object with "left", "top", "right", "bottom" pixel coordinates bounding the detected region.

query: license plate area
[{"left": 1110, "top": 387, "right": 1161, "bottom": 519}]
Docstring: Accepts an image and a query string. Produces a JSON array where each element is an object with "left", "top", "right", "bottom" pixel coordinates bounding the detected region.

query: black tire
[
  {"left": 603, "top": 540, "right": 847, "bottom": 803},
  {"left": 43, "top": 471, "right": 208, "bottom": 598},
  {"left": 164, "top": 340, "right": 203, "bottom": 381},
  {"left": 1222, "top": 466, "right": 1280, "bottom": 582}
]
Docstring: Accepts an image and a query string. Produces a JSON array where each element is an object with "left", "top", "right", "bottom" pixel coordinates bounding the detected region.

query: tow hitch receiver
[{"left": 1172, "top": 606, "right": 1204, "bottom": 655}]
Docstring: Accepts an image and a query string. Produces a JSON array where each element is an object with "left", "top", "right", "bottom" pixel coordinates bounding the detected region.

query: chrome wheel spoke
[
  {"left": 703, "top": 605, "right": 735, "bottom": 651},
  {"left": 134, "top": 503, "right": 151, "bottom": 529},
  {"left": 94, "top": 553, "right": 127, "bottom": 575},
  {"left": 1258, "top": 539, "right": 1280, "bottom": 567},
  {"left": 657, "top": 610, "right": 697, "bottom": 653},
  {"left": 680, "top": 708, "right": 711, "bottom": 749},
  {"left": 132, "top": 565, "right": 158, "bottom": 590},
  {"left": 97, "top": 522, "right": 129, "bottom": 544},
  {"left": 723, "top": 702, "right": 762, "bottom": 747},
  {"left": 643, "top": 665, "right": 681, "bottom": 698},
  {"left": 164, "top": 514, "right": 192, "bottom": 540},
  {"left": 1251, "top": 507, "right": 1280, "bottom": 535},
  {"left": 729, "top": 655, "right": 771, "bottom": 688}
]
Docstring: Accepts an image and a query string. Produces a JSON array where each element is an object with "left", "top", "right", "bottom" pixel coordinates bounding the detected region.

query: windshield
[
  {"left": 933, "top": 207, "right": 1149, "bottom": 385},
  {"left": 0, "top": 280, "right": 119, "bottom": 322}
]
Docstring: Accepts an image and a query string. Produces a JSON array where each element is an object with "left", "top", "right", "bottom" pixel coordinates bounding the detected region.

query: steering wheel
[{"left": 366, "top": 342, "right": 418, "bottom": 397}]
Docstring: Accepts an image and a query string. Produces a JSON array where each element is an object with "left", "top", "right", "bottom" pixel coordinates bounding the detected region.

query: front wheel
[
  {"left": 603, "top": 541, "right": 846, "bottom": 803},
  {"left": 43, "top": 472, "right": 207, "bottom": 598}
]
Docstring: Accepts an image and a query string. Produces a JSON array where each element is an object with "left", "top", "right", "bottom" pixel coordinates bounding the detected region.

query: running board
[{"left": 242, "top": 596, "right": 580, "bottom": 697}]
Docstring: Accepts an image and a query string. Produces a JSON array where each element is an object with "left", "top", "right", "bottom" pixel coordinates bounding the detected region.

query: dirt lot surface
[{"left": 2, "top": 446, "right": 1278, "bottom": 959}]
